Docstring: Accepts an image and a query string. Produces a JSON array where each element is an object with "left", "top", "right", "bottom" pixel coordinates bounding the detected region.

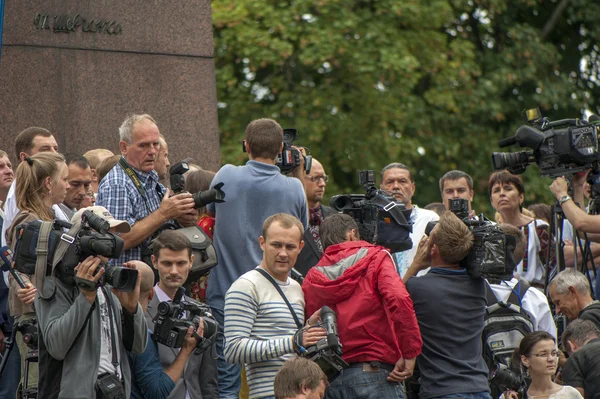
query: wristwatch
[{"left": 559, "top": 195, "right": 572, "bottom": 205}]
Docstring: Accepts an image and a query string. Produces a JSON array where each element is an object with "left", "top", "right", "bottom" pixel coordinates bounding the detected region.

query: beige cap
[{"left": 71, "top": 206, "right": 131, "bottom": 233}]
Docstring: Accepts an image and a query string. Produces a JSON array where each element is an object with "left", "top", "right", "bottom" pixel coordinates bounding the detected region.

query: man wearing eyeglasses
[{"left": 295, "top": 159, "right": 335, "bottom": 277}]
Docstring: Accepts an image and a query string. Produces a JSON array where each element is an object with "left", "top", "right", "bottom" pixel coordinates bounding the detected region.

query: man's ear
[
  {"left": 91, "top": 168, "right": 98, "bottom": 183},
  {"left": 151, "top": 254, "right": 157, "bottom": 269},
  {"left": 148, "top": 287, "right": 155, "bottom": 302},
  {"left": 19, "top": 152, "right": 29, "bottom": 162},
  {"left": 189, "top": 254, "right": 195, "bottom": 269},
  {"left": 298, "top": 239, "right": 305, "bottom": 252},
  {"left": 119, "top": 140, "right": 128, "bottom": 156},
  {"left": 259, "top": 235, "right": 266, "bottom": 251},
  {"left": 568, "top": 340, "right": 578, "bottom": 354},
  {"left": 568, "top": 286, "right": 578, "bottom": 296}
]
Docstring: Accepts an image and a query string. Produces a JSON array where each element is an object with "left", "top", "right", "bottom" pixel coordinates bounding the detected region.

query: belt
[{"left": 348, "top": 361, "right": 395, "bottom": 373}]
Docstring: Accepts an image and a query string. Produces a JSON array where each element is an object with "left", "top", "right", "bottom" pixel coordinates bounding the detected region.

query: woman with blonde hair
[{"left": 7, "top": 152, "right": 69, "bottom": 394}]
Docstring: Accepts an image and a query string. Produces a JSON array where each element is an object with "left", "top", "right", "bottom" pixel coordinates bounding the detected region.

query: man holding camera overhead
[
  {"left": 96, "top": 114, "right": 198, "bottom": 265},
  {"left": 34, "top": 207, "right": 148, "bottom": 399},
  {"left": 206, "top": 118, "right": 308, "bottom": 397}
]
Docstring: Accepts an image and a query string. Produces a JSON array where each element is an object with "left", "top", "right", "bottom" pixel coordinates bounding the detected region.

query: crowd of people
[{"left": 0, "top": 115, "right": 599, "bottom": 399}]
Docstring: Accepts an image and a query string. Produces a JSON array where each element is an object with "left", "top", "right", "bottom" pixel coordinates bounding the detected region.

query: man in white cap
[{"left": 71, "top": 205, "right": 132, "bottom": 234}]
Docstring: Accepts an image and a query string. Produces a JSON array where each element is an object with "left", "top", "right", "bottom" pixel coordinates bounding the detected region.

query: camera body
[
  {"left": 489, "top": 363, "right": 526, "bottom": 397},
  {"left": 153, "top": 288, "right": 218, "bottom": 354},
  {"left": 169, "top": 161, "right": 225, "bottom": 208},
  {"left": 492, "top": 108, "right": 600, "bottom": 177},
  {"left": 298, "top": 307, "right": 348, "bottom": 381},
  {"left": 330, "top": 170, "right": 412, "bottom": 253}
]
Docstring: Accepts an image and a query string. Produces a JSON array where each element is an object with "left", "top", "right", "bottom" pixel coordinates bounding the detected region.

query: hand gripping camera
[
  {"left": 295, "top": 306, "right": 349, "bottom": 381},
  {"left": 153, "top": 287, "right": 218, "bottom": 354},
  {"left": 169, "top": 161, "right": 225, "bottom": 208}
]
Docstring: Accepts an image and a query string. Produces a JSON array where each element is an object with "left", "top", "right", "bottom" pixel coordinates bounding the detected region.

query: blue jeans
[
  {"left": 325, "top": 365, "right": 406, "bottom": 399},
  {"left": 432, "top": 392, "right": 492, "bottom": 399},
  {"left": 212, "top": 306, "right": 242, "bottom": 399},
  {"left": 0, "top": 329, "right": 21, "bottom": 399}
]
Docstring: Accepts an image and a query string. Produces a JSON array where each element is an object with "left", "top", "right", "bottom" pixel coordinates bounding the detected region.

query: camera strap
[
  {"left": 101, "top": 285, "right": 122, "bottom": 379},
  {"left": 255, "top": 268, "right": 303, "bottom": 329},
  {"left": 118, "top": 157, "right": 151, "bottom": 214}
]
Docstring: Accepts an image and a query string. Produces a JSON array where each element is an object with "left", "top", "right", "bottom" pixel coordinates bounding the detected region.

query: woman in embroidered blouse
[{"left": 489, "top": 170, "right": 554, "bottom": 287}]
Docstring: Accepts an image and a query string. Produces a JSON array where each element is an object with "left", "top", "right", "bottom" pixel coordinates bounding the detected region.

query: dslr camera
[
  {"left": 296, "top": 306, "right": 348, "bottom": 381},
  {"left": 330, "top": 170, "right": 413, "bottom": 253},
  {"left": 492, "top": 108, "right": 600, "bottom": 177},
  {"left": 153, "top": 287, "right": 218, "bottom": 354},
  {"left": 242, "top": 128, "right": 312, "bottom": 174},
  {"left": 169, "top": 161, "right": 225, "bottom": 208}
]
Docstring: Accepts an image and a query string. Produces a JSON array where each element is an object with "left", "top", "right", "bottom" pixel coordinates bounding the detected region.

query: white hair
[
  {"left": 549, "top": 268, "right": 591, "bottom": 296},
  {"left": 119, "top": 114, "right": 156, "bottom": 143}
]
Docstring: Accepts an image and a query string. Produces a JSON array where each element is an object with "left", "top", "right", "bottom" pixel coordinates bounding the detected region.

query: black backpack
[{"left": 483, "top": 280, "right": 534, "bottom": 377}]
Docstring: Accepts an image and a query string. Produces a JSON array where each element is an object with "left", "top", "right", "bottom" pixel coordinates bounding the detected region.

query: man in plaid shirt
[{"left": 96, "top": 114, "right": 198, "bottom": 264}]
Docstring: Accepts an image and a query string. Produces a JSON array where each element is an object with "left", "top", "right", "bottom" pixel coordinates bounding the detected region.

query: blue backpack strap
[{"left": 507, "top": 279, "right": 530, "bottom": 307}]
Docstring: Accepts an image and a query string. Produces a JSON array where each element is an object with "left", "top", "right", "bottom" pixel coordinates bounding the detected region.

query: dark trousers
[{"left": 325, "top": 363, "right": 406, "bottom": 399}]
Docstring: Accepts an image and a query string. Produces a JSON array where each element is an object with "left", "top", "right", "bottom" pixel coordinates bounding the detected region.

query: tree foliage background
[{"left": 211, "top": 0, "right": 600, "bottom": 215}]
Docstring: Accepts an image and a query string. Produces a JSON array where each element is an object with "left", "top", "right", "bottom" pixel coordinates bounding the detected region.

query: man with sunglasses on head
[{"left": 295, "top": 159, "right": 335, "bottom": 277}]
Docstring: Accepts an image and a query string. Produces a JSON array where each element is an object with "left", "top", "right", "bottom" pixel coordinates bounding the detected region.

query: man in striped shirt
[{"left": 224, "top": 213, "right": 326, "bottom": 399}]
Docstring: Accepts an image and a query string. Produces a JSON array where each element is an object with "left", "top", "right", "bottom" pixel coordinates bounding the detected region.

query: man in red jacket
[{"left": 302, "top": 213, "right": 422, "bottom": 399}]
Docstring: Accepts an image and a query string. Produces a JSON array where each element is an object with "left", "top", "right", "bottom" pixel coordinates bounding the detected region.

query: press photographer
[
  {"left": 143, "top": 230, "right": 218, "bottom": 399},
  {"left": 302, "top": 213, "right": 422, "bottom": 399},
  {"left": 32, "top": 207, "right": 147, "bottom": 399},
  {"left": 404, "top": 212, "right": 491, "bottom": 399}
]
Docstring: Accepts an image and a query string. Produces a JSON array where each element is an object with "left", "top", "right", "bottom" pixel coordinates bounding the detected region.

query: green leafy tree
[{"left": 212, "top": 0, "right": 600, "bottom": 215}]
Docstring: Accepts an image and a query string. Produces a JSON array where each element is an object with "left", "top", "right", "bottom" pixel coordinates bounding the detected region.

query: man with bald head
[{"left": 295, "top": 159, "right": 335, "bottom": 277}]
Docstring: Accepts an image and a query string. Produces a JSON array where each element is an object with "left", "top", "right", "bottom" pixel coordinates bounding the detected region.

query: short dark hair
[
  {"left": 380, "top": 162, "right": 413, "bottom": 182},
  {"left": 152, "top": 230, "right": 192, "bottom": 259},
  {"left": 15, "top": 127, "right": 52, "bottom": 161},
  {"left": 245, "top": 118, "right": 283, "bottom": 160},
  {"left": 320, "top": 213, "right": 359, "bottom": 251},
  {"left": 185, "top": 169, "right": 216, "bottom": 215},
  {"left": 488, "top": 170, "right": 525, "bottom": 198},
  {"left": 64, "top": 153, "right": 90, "bottom": 170},
  {"left": 262, "top": 213, "right": 304, "bottom": 240},
  {"left": 561, "top": 319, "right": 600, "bottom": 350},
  {"left": 439, "top": 170, "right": 473, "bottom": 193},
  {"left": 529, "top": 203, "right": 551, "bottom": 224},
  {"left": 274, "top": 357, "right": 327, "bottom": 399},
  {"left": 424, "top": 202, "right": 446, "bottom": 216}
]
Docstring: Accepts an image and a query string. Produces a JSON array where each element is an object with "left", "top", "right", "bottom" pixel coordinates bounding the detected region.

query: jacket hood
[{"left": 305, "top": 240, "right": 390, "bottom": 305}]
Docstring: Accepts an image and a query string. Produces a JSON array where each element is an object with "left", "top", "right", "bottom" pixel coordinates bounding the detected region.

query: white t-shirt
[
  {"left": 488, "top": 278, "right": 557, "bottom": 338},
  {"left": 97, "top": 288, "right": 121, "bottom": 378},
  {"left": 527, "top": 385, "right": 583, "bottom": 398},
  {"left": 393, "top": 205, "right": 439, "bottom": 277}
]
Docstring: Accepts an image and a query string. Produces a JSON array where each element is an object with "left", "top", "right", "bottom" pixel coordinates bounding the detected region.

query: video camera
[
  {"left": 242, "top": 128, "right": 312, "bottom": 175},
  {"left": 153, "top": 287, "right": 218, "bottom": 354},
  {"left": 492, "top": 108, "right": 600, "bottom": 178},
  {"left": 426, "top": 199, "right": 517, "bottom": 281},
  {"left": 330, "top": 170, "right": 413, "bottom": 253},
  {"left": 296, "top": 306, "right": 348, "bottom": 381},
  {"left": 12, "top": 210, "right": 137, "bottom": 292},
  {"left": 169, "top": 161, "right": 225, "bottom": 208}
]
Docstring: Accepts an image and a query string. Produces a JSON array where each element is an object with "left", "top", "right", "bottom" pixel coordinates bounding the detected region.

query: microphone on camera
[
  {"left": 498, "top": 136, "right": 518, "bottom": 148},
  {"left": 0, "top": 246, "right": 27, "bottom": 288}
]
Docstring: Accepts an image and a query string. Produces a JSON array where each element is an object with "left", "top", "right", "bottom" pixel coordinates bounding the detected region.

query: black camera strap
[
  {"left": 255, "top": 268, "right": 303, "bottom": 329},
  {"left": 118, "top": 157, "right": 152, "bottom": 214}
]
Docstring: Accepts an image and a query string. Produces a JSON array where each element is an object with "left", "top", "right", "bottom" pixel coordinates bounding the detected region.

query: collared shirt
[
  {"left": 97, "top": 158, "right": 166, "bottom": 265},
  {"left": 393, "top": 205, "right": 439, "bottom": 277}
]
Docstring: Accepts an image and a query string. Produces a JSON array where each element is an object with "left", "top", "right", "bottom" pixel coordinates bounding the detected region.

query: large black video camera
[
  {"left": 296, "top": 306, "right": 348, "bottom": 381},
  {"left": 426, "top": 199, "right": 517, "bottom": 281},
  {"left": 169, "top": 161, "right": 225, "bottom": 208},
  {"left": 13, "top": 210, "right": 137, "bottom": 292},
  {"left": 153, "top": 287, "right": 218, "bottom": 354},
  {"left": 492, "top": 108, "right": 600, "bottom": 177},
  {"left": 330, "top": 170, "right": 413, "bottom": 253}
]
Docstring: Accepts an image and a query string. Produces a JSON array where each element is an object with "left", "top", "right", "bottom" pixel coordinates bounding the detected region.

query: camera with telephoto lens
[
  {"left": 425, "top": 199, "right": 517, "bottom": 281},
  {"left": 492, "top": 108, "right": 600, "bottom": 178},
  {"left": 296, "top": 306, "right": 349, "bottom": 381},
  {"left": 153, "top": 287, "right": 218, "bottom": 354},
  {"left": 330, "top": 170, "right": 413, "bottom": 253},
  {"left": 169, "top": 161, "right": 225, "bottom": 208},
  {"left": 242, "top": 128, "right": 312, "bottom": 175}
]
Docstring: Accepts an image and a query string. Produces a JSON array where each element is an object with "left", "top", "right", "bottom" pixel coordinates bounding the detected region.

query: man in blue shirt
[
  {"left": 97, "top": 114, "right": 198, "bottom": 264},
  {"left": 206, "top": 118, "right": 308, "bottom": 398}
]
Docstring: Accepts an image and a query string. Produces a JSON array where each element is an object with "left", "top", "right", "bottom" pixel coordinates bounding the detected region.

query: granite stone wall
[{"left": 0, "top": 0, "right": 220, "bottom": 170}]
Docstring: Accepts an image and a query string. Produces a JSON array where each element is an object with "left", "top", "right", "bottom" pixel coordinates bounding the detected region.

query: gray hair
[
  {"left": 549, "top": 268, "right": 591, "bottom": 296},
  {"left": 119, "top": 114, "right": 156, "bottom": 143},
  {"left": 380, "top": 162, "right": 413, "bottom": 182},
  {"left": 561, "top": 319, "right": 600, "bottom": 349}
]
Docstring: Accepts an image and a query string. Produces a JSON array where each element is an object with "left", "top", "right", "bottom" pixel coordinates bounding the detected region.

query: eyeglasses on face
[{"left": 306, "top": 174, "right": 329, "bottom": 183}]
